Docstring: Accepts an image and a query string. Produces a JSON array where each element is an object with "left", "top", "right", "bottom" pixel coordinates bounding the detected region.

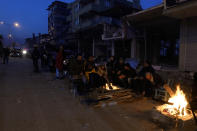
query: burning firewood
[{"left": 163, "top": 84, "right": 175, "bottom": 97}]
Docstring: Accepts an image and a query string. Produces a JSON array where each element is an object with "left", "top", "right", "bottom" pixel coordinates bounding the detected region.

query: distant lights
[{"left": 0, "top": 21, "right": 4, "bottom": 25}]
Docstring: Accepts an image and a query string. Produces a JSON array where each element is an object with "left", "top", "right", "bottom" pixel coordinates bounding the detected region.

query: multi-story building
[
  {"left": 25, "top": 33, "right": 50, "bottom": 50},
  {"left": 25, "top": 33, "right": 39, "bottom": 50},
  {"left": 47, "top": 0, "right": 141, "bottom": 57},
  {"left": 47, "top": 1, "right": 71, "bottom": 45},
  {"left": 68, "top": 0, "right": 141, "bottom": 57}
]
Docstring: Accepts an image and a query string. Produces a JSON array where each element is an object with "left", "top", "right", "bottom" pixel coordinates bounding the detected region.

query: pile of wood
[
  {"left": 94, "top": 89, "right": 137, "bottom": 108},
  {"left": 151, "top": 107, "right": 195, "bottom": 129}
]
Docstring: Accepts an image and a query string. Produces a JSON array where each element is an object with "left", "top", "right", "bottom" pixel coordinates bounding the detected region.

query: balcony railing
[
  {"left": 78, "top": 16, "right": 113, "bottom": 30},
  {"left": 164, "top": 0, "right": 192, "bottom": 9},
  {"left": 78, "top": 3, "right": 110, "bottom": 16},
  {"left": 78, "top": 3, "right": 96, "bottom": 16}
]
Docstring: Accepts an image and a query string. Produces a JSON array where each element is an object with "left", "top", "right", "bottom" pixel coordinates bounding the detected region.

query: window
[
  {"left": 75, "top": 17, "right": 79, "bottom": 25},
  {"left": 160, "top": 40, "right": 167, "bottom": 57},
  {"left": 175, "top": 39, "right": 179, "bottom": 56},
  {"left": 105, "top": 0, "right": 110, "bottom": 7},
  {"left": 75, "top": 3, "right": 80, "bottom": 12}
]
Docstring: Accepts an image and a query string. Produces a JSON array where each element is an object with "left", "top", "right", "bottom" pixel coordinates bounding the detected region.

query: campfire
[
  {"left": 105, "top": 83, "right": 120, "bottom": 90},
  {"left": 156, "top": 85, "right": 193, "bottom": 121}
]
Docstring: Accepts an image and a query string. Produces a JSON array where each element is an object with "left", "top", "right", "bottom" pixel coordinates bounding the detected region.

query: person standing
[
  {"left": 55, "top": 46, "right": 64, "bottom": 79},
  {"left": 0, "top": 36, "right": 3, "bottom": 62},
  {"left": 107, "top": 56, "right": 116, "bottom": 82},
  {"left": 32, "top": 46, "right": 40, "bottom": 72},
  {"left": 3, "top": 47, "right": 10, "bottom": 64}
]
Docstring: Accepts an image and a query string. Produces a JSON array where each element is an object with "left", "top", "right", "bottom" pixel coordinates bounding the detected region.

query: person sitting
[
  {"left": 132, "top": 60, "right": 161, "bottom": 97},
  {"left": 84, "top": 56, "right": 96, "bottom": 81},
  {"left": 88, "top": 65, "right": 108, "bottom": 89},
  {"left": 117, "top": 63, "right": 137, "bottom": 88},
  {"left": 113, "top": 58, "right": 125, "bottom": 85},
  {"left": 139, "top": 60, "right": 155, "bottom": 78}
]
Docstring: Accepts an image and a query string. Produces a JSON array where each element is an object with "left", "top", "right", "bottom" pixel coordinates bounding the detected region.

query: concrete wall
[{"left": 179, "top": 17, "right": 197, "bottom": 72}]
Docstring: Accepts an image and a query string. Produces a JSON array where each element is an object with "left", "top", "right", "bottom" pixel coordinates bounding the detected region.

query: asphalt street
[{"left": 0, "top": 58, "right": 195, "bottom": 131}]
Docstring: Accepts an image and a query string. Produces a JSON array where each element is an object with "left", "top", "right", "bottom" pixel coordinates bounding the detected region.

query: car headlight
[{"left": 22, "top": 50, "right": 27, "bottom": 55}]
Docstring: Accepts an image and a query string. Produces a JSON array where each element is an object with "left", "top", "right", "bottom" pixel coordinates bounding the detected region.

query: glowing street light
[
  {"left": 14, "top": 22, "right": 20, "bottom": 28},
  {"left": 0, "top": 21, "right": 20, "bottom": 28},
  {"left": 0, "top": 21, "right": 21, "bottom": 43}
]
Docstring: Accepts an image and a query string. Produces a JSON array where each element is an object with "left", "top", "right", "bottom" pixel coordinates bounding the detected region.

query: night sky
[{"left": 0, "top": 0, "right": 162, "bottom": 44}]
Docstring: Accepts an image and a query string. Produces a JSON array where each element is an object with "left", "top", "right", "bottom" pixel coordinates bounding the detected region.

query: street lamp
[
  {"left": 0, "top": 21, "right": 21, "bottom": 28},
  {"left": 0, "top": 21, "right": 21, "bottom": 46},
  {"left": 14, "top": 22, "right": 20, "bottom": 28}
]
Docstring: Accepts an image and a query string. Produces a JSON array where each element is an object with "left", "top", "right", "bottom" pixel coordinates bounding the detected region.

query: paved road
[{"left": 0, "top": 58, "right": 195, "bottom": 131}]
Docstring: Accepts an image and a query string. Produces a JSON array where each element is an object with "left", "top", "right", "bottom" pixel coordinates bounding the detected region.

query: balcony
[
  {"left": 78, "top": 3, "right": 109, "bottom": 17},
  {"left": 79, "top": 0, "right": 95, "bottom": 5},
  {"left": 163, "top": 0, "right": 197, "bottom": 19},
  {"left": 76, "top": 16, "right": 113, "bottom": 31}
]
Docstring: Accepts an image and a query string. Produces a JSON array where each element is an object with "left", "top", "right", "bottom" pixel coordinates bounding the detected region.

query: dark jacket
[
  {"left": 32, "top": 48, "right": 40, "bottom": 60},
  {"left": 115, "top": 63, "right": 124, "bottom": 73},
  {"left": 3, "top": 48, "right": 10, "bottom": 57},
  {"left": 139, "top": 66, "right": 155, "bottom": 78},
  {"left": 69, "top": 59, "right": 84, "bottom": 76},
  {"left": 121, "top": 68, "right": 137, "bottom": 79},
  {"left": 85, "top": 61, "right": 95, "bottom": 72},
  {"left": 107, "top": 60, "right": 115, "bottom": 70}
]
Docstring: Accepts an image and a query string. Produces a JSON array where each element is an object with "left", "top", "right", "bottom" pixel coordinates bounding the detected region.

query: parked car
[{"left": 10, "top": 48, "right": 22, "bottom": 57}]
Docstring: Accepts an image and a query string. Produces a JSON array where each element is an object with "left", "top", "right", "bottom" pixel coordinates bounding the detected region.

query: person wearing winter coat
[{"left": 55, "top": 46, "right": 64, "bottom": 79}]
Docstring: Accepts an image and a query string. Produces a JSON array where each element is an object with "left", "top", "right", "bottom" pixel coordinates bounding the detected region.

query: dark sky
[{"left": 0, "top": 0, "right": 162, "bottom": 44}]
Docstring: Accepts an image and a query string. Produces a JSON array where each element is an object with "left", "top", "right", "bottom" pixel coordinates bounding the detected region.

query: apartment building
[
  {"left": 68, "top": 0, "right": 141, "bottom": 57},
  {"left": 47, "top": 0, "right": 141, "bottom": 57},
  {"left": 47, "top": 1, "right": 71, "bottom": 45}
]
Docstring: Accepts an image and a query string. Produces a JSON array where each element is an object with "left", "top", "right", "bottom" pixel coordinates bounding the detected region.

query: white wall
[{"left": 179, "top": 17, "right": 197, "bottom": 72}]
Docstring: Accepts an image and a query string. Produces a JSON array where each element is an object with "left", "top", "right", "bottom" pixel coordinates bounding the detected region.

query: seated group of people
[
  {"left": 107, "top": 57, "right": 163, "bottom": 97},
  {"left": 67, "top": 55, "right": 163, "bottom": 97}
]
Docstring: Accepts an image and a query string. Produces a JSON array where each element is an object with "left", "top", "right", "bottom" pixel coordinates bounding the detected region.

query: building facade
[
  {"left": 125, "top": 0, "right": 197, "bottom": 72},
  {"left": 25, "top": 33, "right": 50, "bottom": 50},
  {"left": 163, "top": 0, "right": 197, "bottom": 72},
  {"left": 47, "top": 0, "right": 141, "bottom": 57},
  {"left": 48, "top": 1, "right": 71, "bottom": 45}
]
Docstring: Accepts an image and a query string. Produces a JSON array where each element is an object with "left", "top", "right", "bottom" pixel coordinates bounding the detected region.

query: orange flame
[
  {"left": 105, "top": 83, "right": 119, "bottom": 90},
  {"left": 166, "top": 85, "right": 188, "bottom": 116}
]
